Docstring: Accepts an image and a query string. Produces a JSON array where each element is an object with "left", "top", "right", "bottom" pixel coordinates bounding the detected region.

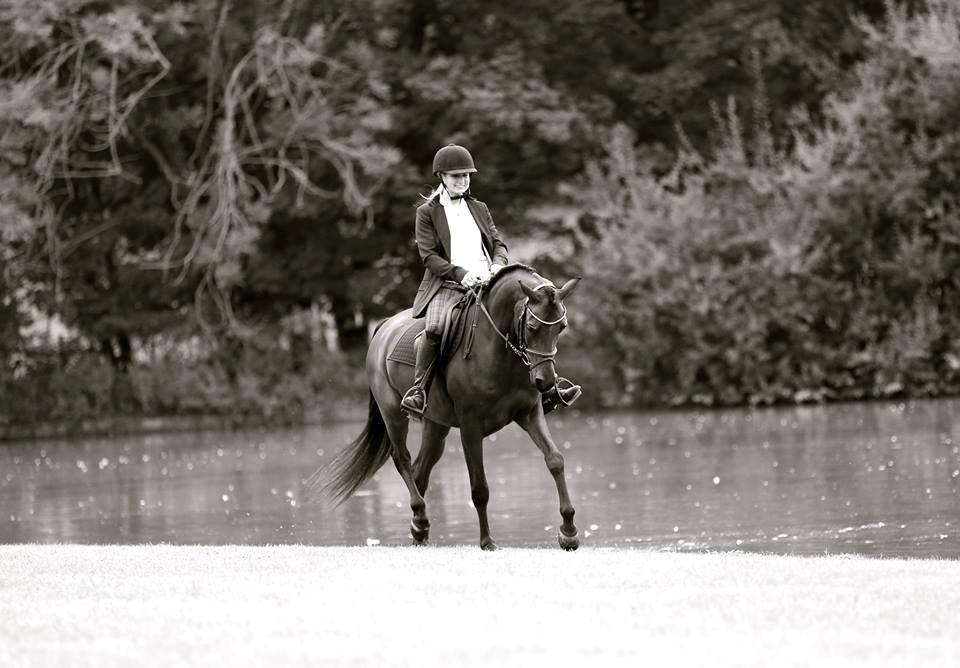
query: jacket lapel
[
  {"left": 432, "top": 203, "right": 452, "bottom": 256},
  {"left": 465, "top": 199, "right": 493, "bottom": 251}
]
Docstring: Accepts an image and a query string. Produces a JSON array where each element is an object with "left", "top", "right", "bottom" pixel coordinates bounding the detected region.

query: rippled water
[{"left": 1, "top": 400, "right": 959, "bottom": 556}]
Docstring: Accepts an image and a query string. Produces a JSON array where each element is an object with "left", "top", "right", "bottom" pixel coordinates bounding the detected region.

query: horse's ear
[
  {"left": 519, "top": 281, "right": 543, "bottom": 303},
  {"left": 557, "top": 277, "right": 581, "bottom": 301}
]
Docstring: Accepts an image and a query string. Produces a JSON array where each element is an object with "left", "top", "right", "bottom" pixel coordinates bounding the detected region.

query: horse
[{"left": 307, "top": 264, "right": 581, "bottom": 551}]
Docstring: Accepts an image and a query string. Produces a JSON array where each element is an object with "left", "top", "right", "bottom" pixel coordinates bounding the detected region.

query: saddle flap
[
  {"left": 387, "top": 292, "right": 474, "bottom": 368},
  {"left": 386, "top": 320, "right": 424, "bottom": 366}
]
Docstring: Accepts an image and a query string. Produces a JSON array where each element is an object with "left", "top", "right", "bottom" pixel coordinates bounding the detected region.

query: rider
[{"left": 400, "top": 143, "right": 581, "bottom": 416}]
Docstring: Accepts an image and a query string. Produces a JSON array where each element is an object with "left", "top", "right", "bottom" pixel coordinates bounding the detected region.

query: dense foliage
[
  {"left": 2, "top": 0, "right": 958, "bottom": 422},
  {"left": 562, "top": 1, "right": 960, "bottom": 406}
]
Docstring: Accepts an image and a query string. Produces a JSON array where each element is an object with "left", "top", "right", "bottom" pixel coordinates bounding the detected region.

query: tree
[
  {"left": 0, "top": 1, "right": 400, "bottom": 339},
  {"left": 562, "top": 1, "right": 960, "bottom": 407}
]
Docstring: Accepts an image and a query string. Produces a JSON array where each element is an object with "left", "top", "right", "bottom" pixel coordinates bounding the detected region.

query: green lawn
[{"left": 1, "top": 546, "right": 957, "bottom": 667}]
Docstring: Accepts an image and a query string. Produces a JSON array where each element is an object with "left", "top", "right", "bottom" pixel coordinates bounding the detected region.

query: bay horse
[{"left": 307, "top": 264, "right": 580, "bottom": 551}]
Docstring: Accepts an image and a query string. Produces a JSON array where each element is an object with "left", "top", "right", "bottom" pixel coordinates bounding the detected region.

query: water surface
[{"left": 1, "top": 400, "right": 958, "bottom": 557}]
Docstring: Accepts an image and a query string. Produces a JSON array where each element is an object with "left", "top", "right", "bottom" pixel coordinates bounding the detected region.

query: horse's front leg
[
  {"left": 516, "top": 405, "right": 580, "bottom": 550},
  {"left": 460, "top": 422, "right": 498, "bottom": 551}
]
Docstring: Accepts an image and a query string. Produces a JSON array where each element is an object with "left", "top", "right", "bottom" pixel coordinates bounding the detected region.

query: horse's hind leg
[
  {"left": 382, "top": 413, "right": 430, "bottom": 544},
  {"left": 413, "top": 420, "right": 450, "bottom": 497}
]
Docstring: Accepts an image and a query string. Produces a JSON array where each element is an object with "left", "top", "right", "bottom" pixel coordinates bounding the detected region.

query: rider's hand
[{"left": 460, "top": 271, "right": 485, "bottom": 288}]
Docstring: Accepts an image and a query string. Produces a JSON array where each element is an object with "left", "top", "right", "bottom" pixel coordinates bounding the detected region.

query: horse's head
[
  {"left": 480, "top": 264, "right": 580, "bottom": 393},
  {"left": 516, "top": 276, "right": 580, "bottom": 392}
]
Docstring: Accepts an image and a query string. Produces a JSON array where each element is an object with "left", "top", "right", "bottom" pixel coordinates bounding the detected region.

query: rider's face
[{"left": 441, "top": 171, "right": 471, "bottom": 196}]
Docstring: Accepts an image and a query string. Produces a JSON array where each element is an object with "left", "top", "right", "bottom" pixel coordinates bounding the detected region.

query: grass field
[{"left": 1, "top": 545, "right": 958, "bottom": 667}]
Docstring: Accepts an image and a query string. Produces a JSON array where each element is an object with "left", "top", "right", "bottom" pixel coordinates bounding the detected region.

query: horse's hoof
[
  {"left": 480, "top": 539, "right": 499, "bottom": 552},
  {"left": 410, "top": 520, "right": 430, "bottom": 545},
  {"left": 558, "top": 530, "right": 580, "bottom": 551}
]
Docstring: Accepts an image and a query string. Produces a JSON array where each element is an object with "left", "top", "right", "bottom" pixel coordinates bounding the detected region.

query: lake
[{"left": 1, "top": 400, "right": 958, "bottom": 557}]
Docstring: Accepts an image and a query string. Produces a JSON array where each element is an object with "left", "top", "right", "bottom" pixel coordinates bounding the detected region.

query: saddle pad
[{"left": 387, "top": 319, "right": 424, "bottom": 366}]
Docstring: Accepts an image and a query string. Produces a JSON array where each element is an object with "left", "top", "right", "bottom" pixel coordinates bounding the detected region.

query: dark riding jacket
[{"left": 411, "top": 195, "right": 509, "bottom": 319}]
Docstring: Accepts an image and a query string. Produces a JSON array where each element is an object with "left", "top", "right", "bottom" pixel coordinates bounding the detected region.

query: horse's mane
[{"left": 483, "top": 262, "right": 543, "bottom": 295}]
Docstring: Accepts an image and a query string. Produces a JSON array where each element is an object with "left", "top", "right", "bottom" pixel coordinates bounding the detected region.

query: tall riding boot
[{"left": 401, "top": 332, "right": 441, "bottom": 416}]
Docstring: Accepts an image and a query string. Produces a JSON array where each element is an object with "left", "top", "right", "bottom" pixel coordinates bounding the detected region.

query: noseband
[{"left": 467, "top": 281, "right": 565, "bottom": 381}]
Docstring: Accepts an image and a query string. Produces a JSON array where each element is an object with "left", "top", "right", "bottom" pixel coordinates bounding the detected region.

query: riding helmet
[{"left": 432, "top": 144, "right": 477, "bottom": 175}]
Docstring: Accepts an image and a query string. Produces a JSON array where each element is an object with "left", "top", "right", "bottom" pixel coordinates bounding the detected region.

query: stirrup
[
  {"left": 401, "top": 387, "right": 427, "bottom": 417},
  {"left": 541, "top": 377, "right": 581, "bottom": 415}
]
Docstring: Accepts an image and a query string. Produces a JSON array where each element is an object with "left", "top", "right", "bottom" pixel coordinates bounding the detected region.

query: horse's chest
[
  {"left": 464, "top": 389, "right": 538, "bottom": 435},
  {"left": 446, "top": 356, "right": 538, "bottom": 432}
]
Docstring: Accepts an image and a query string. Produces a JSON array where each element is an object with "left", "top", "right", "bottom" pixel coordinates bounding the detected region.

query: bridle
[
  {"left": 516, "top": 284, "right": 566, "bottom": 371},
  {"left": 465, "top": 281, "right": 565, "bottom": 383}
]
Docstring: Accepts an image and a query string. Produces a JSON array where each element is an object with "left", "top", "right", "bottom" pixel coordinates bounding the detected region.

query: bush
[
  {"left": 563, "top": 2, "right": 960, "bottom": 407},
  {"left": 1, "top": 337, "right": 368, "bottom": 426}
]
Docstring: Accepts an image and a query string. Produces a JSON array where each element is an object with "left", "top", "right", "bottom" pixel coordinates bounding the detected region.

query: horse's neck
[
  {"left": 480, "top": 283, "right": 522, "bottom": 353},
  {"left": 486, "top": 278, "right": 516, "bottom": 315}
]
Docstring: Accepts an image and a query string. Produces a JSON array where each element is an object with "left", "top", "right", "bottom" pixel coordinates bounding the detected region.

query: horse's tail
[{"left": 305, "top": 391, "right": 392, "bottom": 506}]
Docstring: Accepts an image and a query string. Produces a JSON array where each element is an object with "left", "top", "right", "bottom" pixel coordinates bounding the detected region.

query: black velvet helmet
[{"left": 432, "top": 144, "right": 477, "bottom": 175}]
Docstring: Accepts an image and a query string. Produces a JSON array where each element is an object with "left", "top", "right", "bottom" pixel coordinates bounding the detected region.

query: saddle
[{"left": 386, "top": 289, "right": 474, "bottom": 369}]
